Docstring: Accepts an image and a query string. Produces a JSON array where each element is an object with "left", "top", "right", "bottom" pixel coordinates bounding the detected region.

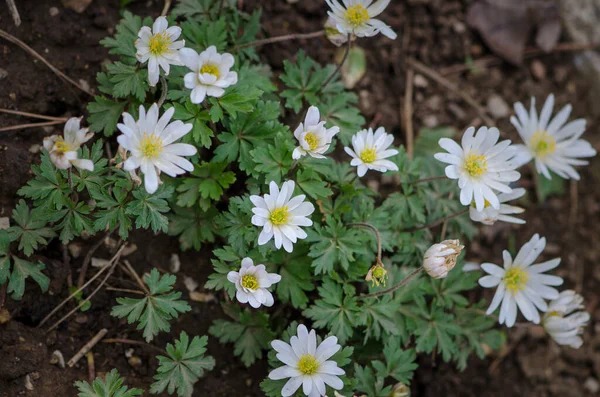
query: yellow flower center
[
  {"left": 297, "top": 354, "right": 320, "bottom": 375},
  {"left": 471, "top": 199, "right": 493, "bottom": 208},
  {"left": 140, "top": 133, "right": 163, "bottom": 159},
  {"left": 54, "top": 140, "right": 73, "bottom": 153},
  {"left": 360, "top": 147, "right": 377, "bottom": 163},
  {"left": 241, "top": 274, "right": 259, "bottom": 291},
  {"left": 269, "top": 206, "right": 290, "bottom": 226},
  {"left": 200, "top": 63, "right": 220, "bottom": 78},
  {"left": 345, "top": 4, "right": 370, "bottom": 27},
  {"left": 530, "top": 130, "right": 556, "bottom": 158},
  {"left": 464, "top": 153, "right": 487, "bottom": 178},
  {"left": 504, "top": 267, "right": 529, "bottom": 294},
  {"left": 148, "top": 32, "right": 172, "bottom": 56},
  {"left": 304, "top": 132, "right": 319, "bottom": 151},
  {"left": 546, "top": 310, "right": 561, "bottom": 318}
]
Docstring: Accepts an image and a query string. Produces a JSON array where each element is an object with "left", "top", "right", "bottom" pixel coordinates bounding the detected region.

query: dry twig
[
  {"left": 5, "top": 0, "right": 20, "bottom": 26},
  {"left": 102, "top": 338, "right": 167, "bottom": 354},
  {"left": 0, "top": 29, "right": 93, "bottom": 96},
  {"left": 0, "top": 120, "right": 66, "bottom": 132},
  {"left": 77, "top": 229, "right": 114, "bottom": 288},
  {"left": 406, "top": 58, "right": 494, "bottom": 126},
  {"left": 67, "top": 328, "right": 108, "bottom": 367},
  {"left": 403, "top": 68, "right": 415, "bottom": 160},
  {"left": 121, "top": 260, "right": 150, "bottom": 295},
  {"left": 0, "top": 108, "right": 68, "bottom": 121},
  {"left": 232, "top": 30, "right": 325, "bottom": 52}
]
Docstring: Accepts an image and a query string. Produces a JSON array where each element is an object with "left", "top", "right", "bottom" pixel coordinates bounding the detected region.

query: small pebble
[
  {"left": 128, "top": 356, "right": 142, "bottom": 368},
  {"left": 91, "top": 257, "right": 110, "bottom": 268},
  {"left": 531, "top": 60, "right": 547, "bottom": 80},
  {"left": 184, "top": 276, "right": 199, "bottom": 292},
  {"left": 28, "top": 144, "right": 42, "bottom": 154},
  {"left": 0, "top": 68, "right": 8, "bottom": 80},
  {"left": 49, "top": 7, "right": 59, "bottom": 16},
  {"left": 190, "top": 291, "right": 216, "bottom": 302},
  {"left": 50, "top": 350, "right": 65, "bottom": 368},
  {"left": 24, "top": 374, "right": 34, "bottom": 391},
  {"left": 68, "top": 242, "right": 83, "bottom": 258},
  {"left": 584, "top": 378, "right": 600, "bottom": 394},
  {"left": 487, "top": 94, "right": 510, "bottom": 119},
  {"left": 0, "top": 217, "right": 9, "bottom": 230},
  {"left": 170, "top": 254, "right": 181, "bottom": 273},
  {"left": 413, "top": 74, "right": 428, "bottom": 88}
]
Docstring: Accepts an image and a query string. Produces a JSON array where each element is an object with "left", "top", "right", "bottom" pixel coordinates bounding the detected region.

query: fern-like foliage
[{"left": 75, "top": 368, "right": 143, "bottom": 397}]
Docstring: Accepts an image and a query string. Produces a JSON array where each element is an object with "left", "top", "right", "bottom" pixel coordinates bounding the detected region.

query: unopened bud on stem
[{"left": 423, "top": 239, "right": 464, "bottom": 279}]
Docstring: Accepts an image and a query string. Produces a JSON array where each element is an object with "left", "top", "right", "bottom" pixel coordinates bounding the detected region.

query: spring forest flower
[
  {"left": 543, "top": 290, "right": 590, "bottom": 348},
  {"left": 227, "top": 257, "right": 281, "bottom": 309},
  {"left": 423, "top": 239, "right": 464, "bottom": 279},
  {"left": 434, "top": 126, "right": 521, "bottom": 212},
  {"left": 179, "top": 45, "right": 238, "bottom": 104},
  {"left": 250, "top": 181, "right": 315, "bottom": 253},
  {"left": 268, "top": 324, "right": 345, "bottom": 397},
  {"left": 116, "top": 103, "right": 197, "bottom": 194},
  {"left": 325, "top": 0, "right": 397, "bottom": 40},
  {"left": 479, "top": 234, "right": 564, "bottom": 327},
  {"left": 292, "top": 106, "right": 339, "bottom": 160},
  {"left": 324, "top": 16, "right": 349, "bottom": 47},
  {"left": 43, "top": 117, "right": 94, "bottom": 171},
  {"left": 135, "top": 16, "right": 184, "bottom": 86},
  {"left": 510, "top": 94, "right": 596, "bottom": 180},
  {"left": 469, "top": 187, "right": 526, "bottom": 225},
  {"left": 344, "top": 127, "right": 399, "bottom": 177}
]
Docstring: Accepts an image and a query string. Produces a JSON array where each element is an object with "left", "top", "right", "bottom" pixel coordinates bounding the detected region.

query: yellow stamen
[
  {"left": 200, "top": 63, "right": 220, "bottom": 78},
  {"left": 304, "top": 132, "right": 319, "bottom": 151},
  {"left": 241, "top": 274, "right": 259, "bottom": 291},
  {"left": 54, "top": 140, "right": 73, "bottom": 153},
  {"left": 140, "top": 133, "right": 163, "bottom": 159},
  {"left": 530, "top": 130, "right": 556, "bottom": 158},
  {"left": 148, "top": 32, "right": 172, "bottom": 56},
  {"left": 297, "top": 354, "right": 320, "bottom": 375},
  {"left": 269, "top": 206, "right": 290, "bottom": 226},
  {"left": 504, "top": 267, "right": 529, "bottom": 294},
  {"left": 464, "top": 153, "right": 487, "bottom": 178},
  {"left": 360, "top": 147, "right": 377, "bottom": 163},
  {"left": 471, "top": 199, "right": 493, "bottom": 208},
  {"left": 345, "top": 4, "right": 370, "bottom": 28}
]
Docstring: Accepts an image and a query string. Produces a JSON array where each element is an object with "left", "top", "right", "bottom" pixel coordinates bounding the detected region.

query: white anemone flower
[
  {"left": 434, "top": 126, "right": 521, "bottom": 212},
  {"left": 325, "top": 0, "right": 397, "bottom": 40},
  {"left": 292, "top": 106, "right": 340, "bottom": 160},
  {"left": 510, "top": 94, "right": 596, "bottom": 180},
  {"left": 344, "top": 127, "right": 399, "bottom": 177},
  {"left": 135, "top": 16, "right": 184, "bottom": 87},
  {"left": 268, "top": 324, "right": 345, "bottom": 397},
  {"left": 250, "top": 181, "right": 315, "bottom": 253},
  {"left": 116, "top": 103, "right": 197, "bottom": 194},
  {"left": 43, "top": 117, "right": 94, "bottom": 171},
  {"left": 179, "top": 45, "right": 238, "bottom": 104},
  {"left": 227, "top": 257, "right": 281, "bottom": 309},
  {"left": 469, "top": 187, "right": 526, "bottom": 225},
  {"left": 543, "top": 290, "right": 590, "bottom": 348},
  {"left": 479, "top": 234, "right": 564, "bottom": 327}
]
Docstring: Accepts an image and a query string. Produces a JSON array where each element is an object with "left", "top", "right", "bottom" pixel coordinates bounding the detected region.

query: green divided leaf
[
  {"left": 126, "top": 185, "right": 173, "bottom": 234},
  {"left": 6, "top": 200, "right": 55, "bottom": 256},
  {"left": 176, "top": 162, "right": 236, "bottom": 210},
  {"left": 106, "top": 62, "right": 149, "bottom": 102},
  {"left": 0, "top": 234, "right": 49, "bottom": 301},
  {"left": 111, "top": 269, "right": 191, "bottom": 342},
  {"left": 75, "top": 368, "right": 143, "bottom": 397},
  {"left": 150, "top": 332, "right": 215, "bottom": 397},
  {"left": 87, "top": 96, "right": 127, "bottom": 136}
]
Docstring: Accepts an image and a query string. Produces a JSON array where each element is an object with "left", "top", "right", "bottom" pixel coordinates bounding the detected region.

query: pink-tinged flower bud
[{"left": 423, "top": 239, "right": 464, "bottom": 279}]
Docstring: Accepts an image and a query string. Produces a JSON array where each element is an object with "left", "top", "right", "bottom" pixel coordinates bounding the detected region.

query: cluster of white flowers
[{"left": 135, "top": 17, "right": 237, "bottom": 103}]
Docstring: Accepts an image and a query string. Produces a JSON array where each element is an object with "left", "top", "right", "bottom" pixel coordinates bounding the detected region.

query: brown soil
[{"left": 1, "top": 0, "right": 599, "bottom": 396}]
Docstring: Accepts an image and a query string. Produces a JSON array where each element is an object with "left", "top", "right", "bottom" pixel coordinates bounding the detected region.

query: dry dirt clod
[
  {"left": 584, "top": 377, "right": 600, "bottom": 394},
  {"left": 189, "top": 291, "right": 216, "bottom": 303},
  {"left": 128, "top": 356, "right": 142, "bottom": 368},
  {"left": 24, "top": 374, "right": 34, "bottom": 391},
  {"left": 0, "top": 68, "right": 8, "bottom": 80},
  {"left": 91, "top": 257, "right": 111, "bottom": 268},
  {"left": 184, "top": 276, "right": 199, "bottom": 292},
  {"left": 61, "top": 0, "right": 92, "bottom": 13},
  {"left": 0, "top": 308, "right": 11, "bottom": 324},
  {"left": 121, "top": 243, "right": 137, "bottom": 256},
  {"left": 28, "top": 144, "right": 41, "bottom": 154},
  {"left": 49, "top": 7, "right": 60, "bottom": 16},
  {"left": 0, "top": 217, "right": 9, "bottom": 230},
  {"left": 413, "top": 74, "right": 428, "bottom": 87},
  {"left": 68, "top": 242, "right": 83, "bottom": 258}
]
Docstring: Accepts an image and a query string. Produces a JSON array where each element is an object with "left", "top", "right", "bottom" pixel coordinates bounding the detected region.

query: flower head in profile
[
  {"left": 510, "top": 94, "right": 596, "bottom": 180},
  {"left": 250, "top": 181, "right": 314, "bottom": 253},
  {"left": 344, "top": 127, "right": 398, "bottom": 177},
  {"left": 479, "top": 234, "right": 564, "bottom": 327},
  {"left": 365, "top": 263, "right": 388, "bottom": 287},
  {"left": 423, "top": 239, "right": 464, "bottom": 279},
  {"left": 434, "top": 126, "right": 521, "bottom": 212},
  {"left": 324, "top": 16, "right": 350, "bottom": 47},
  {"left": 325, "top": 0, "right": 397, "bottom": 40},
  {"left": 43, "top": 117, "right": 94, "bottom": 171},
  {"left": 469, "top": 188, "right": 526, "bottom": 225},
  {"left": 227, "top": 257, "right": 281, "bottom": 309},
  {"left": 543, "top": 290, "right": 590, "bottom": 348},
  {"left": 135, "top": 16, "right": 184, "bottom": 86},
  {"left": 179, "top": 45, "right": 238, "bottom": 104},
  {"left": 116, "top": 103, "right": 197, "bottom": 194},
  {"left": 268, "top": 324, "right": 345, "bottom": 397},
  {"left": 292, "top": 106, "right": 339, "bottom": 160}
]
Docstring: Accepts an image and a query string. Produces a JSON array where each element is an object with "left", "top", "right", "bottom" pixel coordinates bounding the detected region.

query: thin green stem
[
  {"left": 317, "top": 34, "right": 352, "bottom": 94},
  {"left": 348, "top": 223, "right": 382, "bottom": 264}
]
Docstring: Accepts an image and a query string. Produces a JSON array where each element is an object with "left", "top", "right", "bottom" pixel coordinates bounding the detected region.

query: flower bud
[
  {"left": 365, "top": 263, "right": 388, "bottom": 287},
  {"left": 325, "top": 17, "right": 348, "bottom": 47},
  {"left": 423, "top": 239, "right": 464, "bottom": 279},
  {"left": 390, "top": 382, "right": 410, "bottom": 397}
]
